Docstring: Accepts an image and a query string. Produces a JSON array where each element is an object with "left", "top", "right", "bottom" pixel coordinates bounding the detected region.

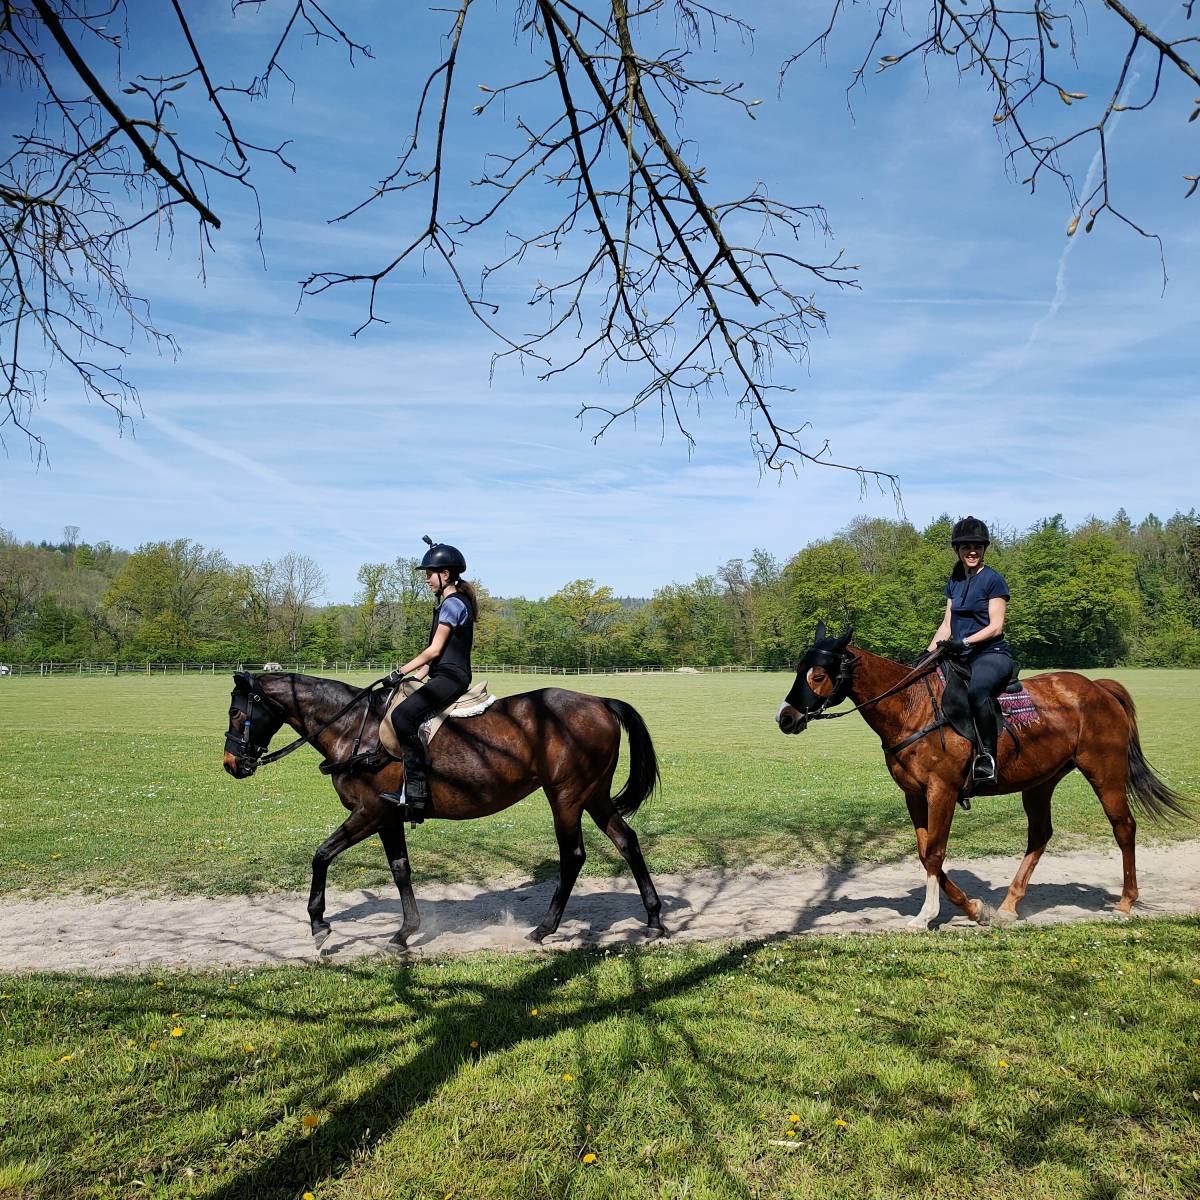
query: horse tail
[
  {"left": 604, "top": 698, "right": 660, "bottom": 818},
  {"left": 1096, "top": 679, "right": 1193, "bottom": 822}
]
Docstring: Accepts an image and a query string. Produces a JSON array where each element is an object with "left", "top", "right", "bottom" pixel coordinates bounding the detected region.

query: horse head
[
  {"left": 223, "top": 672, "right": 287, "bottom": 778},
  {"left": 776, "top": 621, "right": 855, "bottom": 734}
]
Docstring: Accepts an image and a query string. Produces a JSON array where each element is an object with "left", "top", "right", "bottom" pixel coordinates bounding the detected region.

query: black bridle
[
  {"left": 786, "top": 647, "right": 945, "bottom": 724},
  {"left": 224, "top": 674, "right": 392, "bottom": 771}
]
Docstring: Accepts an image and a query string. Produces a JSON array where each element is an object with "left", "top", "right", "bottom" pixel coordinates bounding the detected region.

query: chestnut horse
[
  {"left": 776, "top": 626, "right": 1191, "bottom": 929},
  {"left": 223, "top": 672, "right": 666, "bottom": 951}
]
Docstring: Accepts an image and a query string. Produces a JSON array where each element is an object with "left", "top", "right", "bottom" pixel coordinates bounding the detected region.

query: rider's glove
[
  {"left": 938, "top": 638, "right": 969, "bottom": 658},
  {"left": 384, "top": 669, "right": 403, "bottom": 686}
]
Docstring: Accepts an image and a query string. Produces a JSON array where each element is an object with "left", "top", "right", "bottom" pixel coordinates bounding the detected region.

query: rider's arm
[
  {"left": 963, "top": 597, "right": 1007, "bottom": 649},
  {"left": 398, "top": 622, "right": 452, "bottom": 679},
  {"left": 927, "top": 599, "right": 953, "bottom": 653}
]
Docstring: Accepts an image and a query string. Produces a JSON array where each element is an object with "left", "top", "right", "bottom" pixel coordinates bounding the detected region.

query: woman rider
[
  {"left": 927, "top": 516, "right": 1012, "bottom": 784},
  {"left": 379, "top": 537, "right": 477, "bottom": 818}
]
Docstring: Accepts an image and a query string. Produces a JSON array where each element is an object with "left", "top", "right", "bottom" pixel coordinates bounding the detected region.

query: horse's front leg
[
  {"left": 308, "top": 809, "right": 378, "bottom": 950},
  {"left": 378, "top": 822, "right": 420, "bottom": 953},
  {"left": 906, "top": 782, "right": 990, "bottom": 930}
]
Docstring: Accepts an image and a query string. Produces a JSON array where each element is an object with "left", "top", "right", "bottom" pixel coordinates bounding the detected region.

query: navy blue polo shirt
[{"left": 945, "top": 565, "right": 1011, "bottom": 657}]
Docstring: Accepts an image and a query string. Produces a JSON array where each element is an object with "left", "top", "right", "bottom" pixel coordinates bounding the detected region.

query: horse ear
[
  {"left": 834, "top": 628, "right": 854, "bottom": 651},
  {"left": 814, "top": 620, "right": 827, "bottom": 643},
  {"left": 233, "top": 671, "right": 253, "bottom": 690}
]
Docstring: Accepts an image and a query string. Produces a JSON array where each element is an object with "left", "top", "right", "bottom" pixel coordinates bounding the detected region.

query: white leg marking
[{"left": 907, "top": 874, "right": 941, "bottom": 931}]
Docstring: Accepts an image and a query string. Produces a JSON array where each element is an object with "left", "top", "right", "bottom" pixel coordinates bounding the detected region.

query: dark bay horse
[
  {"left": 776, "top": 626, "right": 1191, "bottom": 929},
  {"left": 222, "top": 672, "right": 666, "bottom": 951}
]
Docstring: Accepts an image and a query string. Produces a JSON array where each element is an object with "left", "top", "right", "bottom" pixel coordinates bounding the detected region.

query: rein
[
  {"left": 229, "top": 674, "right": 394, "bottom": 769},
  {"left": 809, "top": 652, "right": 945, "bottom": 722}
]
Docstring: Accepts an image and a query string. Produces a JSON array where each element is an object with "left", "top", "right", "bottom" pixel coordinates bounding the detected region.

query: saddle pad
[
  {"left": 998, "top": 687, "right": 1039, "bottom": 726},
  {"left": 379, "top": 679, "right": 498, "bottom": 756}
]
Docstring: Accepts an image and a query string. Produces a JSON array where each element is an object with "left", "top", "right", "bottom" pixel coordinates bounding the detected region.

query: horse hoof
[
  {"left": 967, "top": 899, "right": 995, "bottom": 925},
  {"left": 905, "top": 918, "right": 930, "bottom": 932},
  {"left": 527, "top": 926, "right": 549, "bottom": 944},
  {"left": 312, "top": 925, "right": 332, "bottom": 951},
  {"left": 992, "top": 907, "right": 1018, "bottom": 928},
  {"left": 646, "top": 922, "right": 669, "bottom": 940},
  {"left": 384, "top": 938, "right": 411, "bottom": 957}
]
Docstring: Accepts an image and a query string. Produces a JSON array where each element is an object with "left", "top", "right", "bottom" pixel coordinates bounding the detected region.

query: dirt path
[{"left": 6, "top": 842, "right": 1198, "bottom": 975}]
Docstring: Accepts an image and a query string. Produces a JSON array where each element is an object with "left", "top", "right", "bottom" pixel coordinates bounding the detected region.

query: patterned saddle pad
[{"left": 997, "top": 686, "right": 1039, "bottom": 727}]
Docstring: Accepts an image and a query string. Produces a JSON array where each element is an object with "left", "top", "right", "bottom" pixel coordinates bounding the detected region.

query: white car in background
[{"left": 0, "top": 664, "right": 11, "bottom": 675}]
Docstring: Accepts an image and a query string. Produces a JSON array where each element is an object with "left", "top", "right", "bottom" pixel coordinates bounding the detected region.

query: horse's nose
[
  {"left": 224, "top": 752, "right": 254, "bottom": 778},
  {"left": 776, "top": 705, "right": 806, "bottom": 735}
]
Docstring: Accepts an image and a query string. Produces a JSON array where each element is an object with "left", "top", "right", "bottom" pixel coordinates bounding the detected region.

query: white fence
[{"left": 1, "top": 660, "right": 779, "bottom": 678}]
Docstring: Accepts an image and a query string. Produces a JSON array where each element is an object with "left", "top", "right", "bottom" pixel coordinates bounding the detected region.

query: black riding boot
[
  {"left": 971, "top": 704, "right": 999, "bottom": 784},
  {"left": 379, "top": 738, "right": 429, "bottom": 824}
]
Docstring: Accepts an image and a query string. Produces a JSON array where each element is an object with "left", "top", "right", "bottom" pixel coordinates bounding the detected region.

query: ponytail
[{"left": 452, "top": 577, "right": 479, "bottom": 620}]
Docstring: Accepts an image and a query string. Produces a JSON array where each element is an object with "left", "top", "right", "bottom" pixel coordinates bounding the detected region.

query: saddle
[
  {"left": 936, "top": 656, "right": 1028, "bottom": 748},
  {"left": 378, "top": 677, "right": 498, "bottom": 758}
]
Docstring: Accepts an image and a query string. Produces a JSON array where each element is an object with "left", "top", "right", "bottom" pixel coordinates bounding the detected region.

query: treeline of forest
[{"left": 2, "top": 510, "right": 1198, "bottom": 669}]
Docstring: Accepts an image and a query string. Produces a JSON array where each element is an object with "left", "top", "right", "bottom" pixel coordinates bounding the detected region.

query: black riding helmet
[
  {"left": 417, "top": 535, "right": 466, "bottom": 576},
  {"left": 950, "top": 515, "right": 990, "bottom": 546}
]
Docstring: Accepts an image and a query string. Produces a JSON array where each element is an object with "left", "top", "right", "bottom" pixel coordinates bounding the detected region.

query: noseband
[{"left": 225, "top": 685, "right": 284, "bottom": 766}]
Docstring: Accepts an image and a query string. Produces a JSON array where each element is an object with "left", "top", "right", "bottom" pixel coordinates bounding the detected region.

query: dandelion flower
[
  {"left": 834, "top": 1119, "right": 848, "bottom": 1128},
  {"left": 302, "top": 1114, "right": 319, "bottom": 1129},
  {"left": 58, "top": 1053, "right": 73, "bottom": 1062},
  {"left": 562, "top": 1073, "right": 574, "bottom": 1082},
  {"left": 530, "top": 1007, "right": 539, "bottom": 1016},
  {"left": 581, "top": 1153, "right": 597, "bottom": 1165},
  {"left": 154, "top": 980, "right": 164, "bottom": 988},
  {"left": 998, "top": 1060, "right": 1009, "bottom": 1069},
  {"left": 243, "top": 1043, "right": 255, "bottom": 1053},
  {"left": 1192, "top": 978, "right": 1200, "bottom": 986},
  {"left": 149, "top": 1042, "right": 159, "bottom": 1052},
  {"left": 789, "top": 1114, "right": 800, "bottom": 1124},
  {"left": 786, "top": 1130, "right": 796, "bottom": 1139},
  {"left": 469, "top": 1040, "right": 479, "bottom": 1049},
  {"left": 304, "top": 1193, "right": 315, "bottom": 1200},
  {"left": 171, "top": 1027, "right": 183, "bottom": 1038},
  {"left": 50, "top": 853, "right": 62, "bottom": 860}
]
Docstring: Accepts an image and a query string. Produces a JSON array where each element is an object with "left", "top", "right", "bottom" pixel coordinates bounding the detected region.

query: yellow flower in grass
[
  {"left": 562, "top": 1073, "right": 574, "bottom": 1082},
  {"left": 834, "top": 1119, "right": 848, "bottom": 1128},
  {"left": 58, "top": 1053, "right": 73, "bottom": 1063},
  {"left": 581, "top": 1153, "right": 597, "bottom": 1165},
  {"left": 304, "top": 1193, "right": 315, "bottom": 1200},
  {"left": 243, "top": 1043, "right": 255, "bottom": 1054},
  {"left": 469, "top": 1040, "right": 479, "bottom": 1049},
  {"left": 302, "top": 1114, "right": 319, "bottom": 1129},
  {"left": 171, "top": 1027, "right": 183, "bottom": 1038},
  {"left": 148, "top": 1042, "right": 159, "bottom": 1052},
  {"left": 788, "top": 1114, "right": 800, "bottom": 1124},
  {"left": 998, "top": 1060, "right": 1009, "bottom": 1069},
  {"left": 785, "top": 1130, "right": 796, "bottom": 1139},
  {"left": 1192, "top": 978, "right": 1200, "bottom": 986},
  {"left": 530, "top": 1007, "right": 539, "bottom": 1016}
]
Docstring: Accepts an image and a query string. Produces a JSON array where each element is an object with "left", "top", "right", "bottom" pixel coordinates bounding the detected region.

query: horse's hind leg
[
  {"left": 586, "top": 795, "right": 666, "bottom": 938},
  {"left": 308, "top": 810, "right": 378, "bottom": 950},
  {"left": 528, "top": 809, "right": 587, "bottom": 944},
  {"left": 378, "top": 824, "right": 420, "bottom": 953},
  {"left": 1077, "top": 753, "right": 1139, "bottom": 914},
  {"left": 995, "top": 780, "right": 1056, "bottom": 925}
]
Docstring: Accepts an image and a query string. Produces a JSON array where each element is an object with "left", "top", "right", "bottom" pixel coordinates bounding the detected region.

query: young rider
[
  {"left": 927, "top": 516, "right": 1012, "bottom": 784},
  {"left": 379, "top": 537, "right": 477, "bottom": 818}
]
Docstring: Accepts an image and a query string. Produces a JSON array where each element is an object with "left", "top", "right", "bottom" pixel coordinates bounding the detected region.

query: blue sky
[{"left": 3, "top": 1, "right": 1197, "bottom": 601}]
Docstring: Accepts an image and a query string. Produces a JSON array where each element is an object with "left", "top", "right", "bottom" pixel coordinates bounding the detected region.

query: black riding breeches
[
  {"left": 966, "top": 653, "right": 1011, "bottom": 715},
  {"left": 390, "top": 672, "right": 469, "bottom": 742}
]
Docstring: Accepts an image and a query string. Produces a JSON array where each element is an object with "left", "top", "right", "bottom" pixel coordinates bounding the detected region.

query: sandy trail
[{"left": 5, "top": 842, "right": 1198, "bottom": 975}]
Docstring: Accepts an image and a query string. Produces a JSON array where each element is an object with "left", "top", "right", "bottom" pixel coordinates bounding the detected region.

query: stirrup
[
  {"left": 971, "top": 751, "right": 997, "bottom": 784},
  {"left": 378, "top": 787, "right": 427, "bottom": 826}
]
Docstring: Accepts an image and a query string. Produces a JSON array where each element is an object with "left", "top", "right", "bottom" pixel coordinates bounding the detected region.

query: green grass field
[
  {"left": 1, "top": 669, "right": 1197, "bottom": 897},
  {"left": 3, "top": 920, "right": 1197, "bottom": 1200}
]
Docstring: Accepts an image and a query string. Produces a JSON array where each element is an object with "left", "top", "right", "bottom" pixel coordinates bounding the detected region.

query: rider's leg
[
  {"left": 380, "top": 675, "right": 464, "bottom": 815},
  {"left": 967, "top": 654, "right": 1009, "bottom": 783}
]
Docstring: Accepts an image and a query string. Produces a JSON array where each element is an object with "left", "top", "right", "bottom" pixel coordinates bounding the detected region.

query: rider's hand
[
  {"left": 938, "top": 638, "right": 968, "bottom": 658},
  {"left": 384, "top": 669, "right": 403, "bottom": 686}
]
